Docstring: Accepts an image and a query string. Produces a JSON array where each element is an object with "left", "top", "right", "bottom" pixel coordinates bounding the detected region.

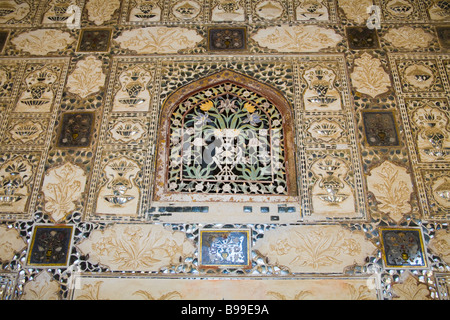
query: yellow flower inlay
[
  {"left": 200, "top": 100, "right": 214, "bottom": 111},
  {"left": 243, "top": 102, "right": 256, "bottom": 113}
]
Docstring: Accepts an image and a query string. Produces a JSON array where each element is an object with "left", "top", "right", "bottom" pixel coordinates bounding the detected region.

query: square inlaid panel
[
  {"left": 26, "top": 225, "right": 74, "bottom": 267},
  {"left": 199, "top": 229, "right": 251, "bottom": 269},
  {"left": 379, "top": 227, "right": 427, "bottom": 268},
  {"left": 436, "top": 26, "right": 450, "bottom": 50},
  {"left": 57, "top": 112, "right": 95, "bottom": 148},
  {"left": 76, "top": 28, "right": 112, "bottom": 53},
  {"left": 362, "top": 110, "right": 400, "bottom": 147},
  {"left": 0, "top": 31, "right": 9, "bottom": 53},
  {"left": 208, "top": 27, "right": 247, "bottom": 51},
  {"left": 346, "top": 26, "right": 379, "bottom": 49}
]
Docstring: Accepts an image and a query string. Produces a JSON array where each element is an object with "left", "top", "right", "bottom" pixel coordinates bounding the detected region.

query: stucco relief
[
  {"left": 11, "top": 29, "right": 74, "bottom": 55},
  {"left": 366, "top": 161, "right": 413, "bottom": 223},
  {"left": 71, "top": 276, "right": 378, "bottom": 300},
  {"left": 251, "top": 25, "right": 342, "bottom": 52},
  {"left": 337, "top": 0, "right": 372, "bottom": 24},
  {"left": 0, "top": 156, "right": 34, "bottom": 213},
  {"left": 392, "top": 273, "right": 431, "bottom": 300},
  {"left": 42, "top": 162, "right": 87, "bottom": 222},
  {"left": 86, "top": 0, "right": 120, "bottom": 25},
  {"left": 112, "top": 65, "right": 153, "bottom": 112},
  {"left": 21, "top": 271, "right": 60, "bottom": 300},
  {"left": 310, "top": 155, "right": 356, "bottom": 217},
  {"left": 76, "top": 224, "right": 196, "bottom": 272},
  {"left": 383, "top": 26, "right": 435, "bottom": 50},
  {"left": 66, "top": 56, "right": 105, "bottom": 99},
  {"left": 96, "top": 156, "right": 141, "bottom": 216},
  {"left": 350, "top": 53, "right": 391, "bottom": 98},
  {"left": 253, "top": 225, "right": 376, "bottom": 273},
  {"left": 428, "top": 229, "right": 450, "bottom": 265},
  {"left": 115, "top": 27, "right": 203, "bottom": 54},
  {"left": 0, "top": 224, "right": 26, "bottom": 262}
]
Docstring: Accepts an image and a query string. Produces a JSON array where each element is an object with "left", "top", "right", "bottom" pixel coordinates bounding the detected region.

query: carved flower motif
[
  {"left": 383, "top": 26, "right": 435, "bottom": 50},
  {"left": 21, "top": 271, "right": 60, "bottom": 300},
  {"left": 254, "top": 225, "right": 375, "bottom": 273},
  {"left": 252, "top": 25, "right": 342, "bottom": 52},
  {"left": 77, "top": 224, "right": 195, "bottom": 271},
  {"left": 116, "top": 27, "right": 202, "bottom": 54},
  {"left": 67, "top": 56, "right": 106, "bottom": 98},
  {"left": 11, "top": 29, "right": 74, "bottom": 55},
  {"left": 86, "top": 0, "right": 120, "bottom": 25},
  {"left": 42, "top": 163, "right": 87, "bottom": 222},
  {"left": 350, "top": 53, "right": 391, "bottom": 98},
  {"left": 392, "top": 275, "right": 431, "bottom": 300},
  {"left": 428, "top": 229, "right": 450, "bottom": 264},
  {"left": 0, "top": 225, "right": 26, "bottom": 262},
  {"left": 366, "top": 161, "right": 413, "bottom": 222},
  {"left": 338, "top": 0, "right": 372, "bottom": 24}
]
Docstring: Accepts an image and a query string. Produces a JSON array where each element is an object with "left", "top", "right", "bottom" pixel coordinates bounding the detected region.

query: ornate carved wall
[{"left": 0, "top": 0, "right": 449, "bottom": 301}]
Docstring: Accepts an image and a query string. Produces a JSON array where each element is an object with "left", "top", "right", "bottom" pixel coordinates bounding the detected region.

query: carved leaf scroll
[{"left": 350, "top": 53, "right": 391, "bottom": 98}]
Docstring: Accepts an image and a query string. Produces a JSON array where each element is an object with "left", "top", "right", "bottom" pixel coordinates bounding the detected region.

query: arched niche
[{"left": 153, "top": 69, "right": 298, "bottom": 204}]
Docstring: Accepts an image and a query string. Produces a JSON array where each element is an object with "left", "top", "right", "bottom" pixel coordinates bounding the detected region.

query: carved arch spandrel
[{"left": 153, "top": 69, "right": 298, "bottom": 202}]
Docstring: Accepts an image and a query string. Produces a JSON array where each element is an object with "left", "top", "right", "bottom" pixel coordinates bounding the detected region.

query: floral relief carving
[
  {"left": 383, "top": 26, "right": 435, "bottom": 50},
  {"left": 67, "top": 56, "right": 106, "bottom": 98},
  {"left": 0, "top": 224, "right": 26, "bottom": 262},
  {"left": 86, "top": 0, "right": 120, "bottom": 25},
  {"left": 42, "top": 162, "right": 87, "bottom": 222},
  {"left": 11, "top": 29, "right": 75, "bottom": 55},
  {"left": 21, "top": 271, "right": 60, "bottom": 300},
  {"left": 255, "top": 0, "right": 284, "bottom": 21},
  {"left": 366, "top": 161, "right": 413, "bottom": 223},
  {"left": 75, "top": 280, "right": 183, "bottom": 300},
  {"left": 428, "top": 0, "right": 450, "bottom": 20},
  {"left": 431, "top": 175, "right": 450, "bottom": 209},
  {"left": 76, "top": 224, "right": 195, "bottom": 271},
  {"left": 251, "top": 25, "right": 342, "bottom": 52},
  {"left": 115, "top": 27, "right": 203, "bottom": 54},
  {"left": 253, "top": 225, "right": 376, "bottom": 273},
  {"left": 267, "top": 282, "right": 374, "bottom": 300},
  {"left": 350, "top": 53, "right": 391, "bottom": 98},
  {"left": 337, "top": 0, "right": 372, "bottom": 24},
  {"left": 392, "top": 274, "right": 431, "bottom": 300},
  {"left": 72, "top": 276, "right": 377, "bottom": 299},
  {"left": 171, "top": 0, "right": 202, "bottom": 20},
  {"left": 428, "top": 229, "right": 450, "bottom": 264},
  {"left": 307, "top": 119, "right": 344, "bottom": 142}
]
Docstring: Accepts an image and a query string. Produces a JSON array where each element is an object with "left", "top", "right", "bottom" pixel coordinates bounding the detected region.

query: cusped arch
[{"left": 153, "top": 69, "right": 297, "bottom": 201}]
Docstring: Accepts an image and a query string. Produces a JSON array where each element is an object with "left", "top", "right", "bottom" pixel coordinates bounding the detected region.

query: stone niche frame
[{"left": 152, "top": 69, "right": 299, "bottom": 218}]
